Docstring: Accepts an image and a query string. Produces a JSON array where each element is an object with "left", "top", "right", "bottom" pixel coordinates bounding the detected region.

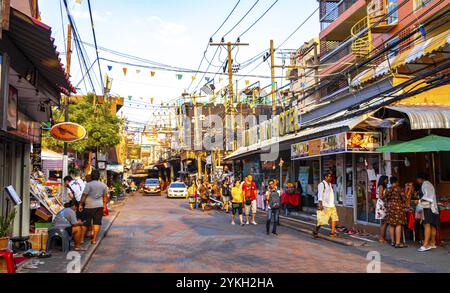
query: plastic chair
[
  {"left": 0, "top": 250, "right": 16, "bottom": 273},
  {"left": 46, "top": 227, "right": 72, "bottom": 253}
]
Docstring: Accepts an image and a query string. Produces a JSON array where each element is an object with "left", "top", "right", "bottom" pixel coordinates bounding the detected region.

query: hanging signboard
[
  {"left": 291, "top": 132, "right": 381, "bottom": 160},
  {"left": 50, "top": 122, "right": 87, "bottom": 142}
]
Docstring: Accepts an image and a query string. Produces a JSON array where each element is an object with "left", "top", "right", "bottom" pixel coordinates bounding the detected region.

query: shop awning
[
  {"left": 386, "top": 105, "right": 450, "bottom": 130},
  {"left": 351, "top": 29, "right": 450, "bottom": 87},
  {"left": 8, "top": 8, "right": 76, "bottom": 95},
  {"left": 378, "top": 135, "right": 450, "bottom": 153}
]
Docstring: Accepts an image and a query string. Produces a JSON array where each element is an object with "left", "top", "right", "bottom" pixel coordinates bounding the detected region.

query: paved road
[{"left": 84, "top": 193, "right": 448, "bottom": 273}]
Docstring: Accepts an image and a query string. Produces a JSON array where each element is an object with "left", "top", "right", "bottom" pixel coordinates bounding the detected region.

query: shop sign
[
  {"left": 261, "top": 161, "right": 275, "bottom": 170},
  {"left": 8, "top": 112, "right": 41, "bottom": 143},
  {"left": 291, "top": 132, "right": 380, "bottom": 160},
  {"left": 346, "top": 132, "right": 381, "bottom": 152},
  {"left": 127, "top": 145, "right": 141, "bottom": 160},
  {"left": 50, "top": 122, "right": 86, "bottom": 142}
]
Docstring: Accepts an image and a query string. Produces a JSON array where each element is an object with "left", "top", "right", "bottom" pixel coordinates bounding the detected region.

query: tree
[{"left": 42, "top": 94, "right": 123, "bottom": 155}]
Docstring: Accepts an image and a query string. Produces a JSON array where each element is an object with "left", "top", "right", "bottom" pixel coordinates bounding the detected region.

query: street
[{"left": 84, "top": 193, "right": 416, "bottom": 273}]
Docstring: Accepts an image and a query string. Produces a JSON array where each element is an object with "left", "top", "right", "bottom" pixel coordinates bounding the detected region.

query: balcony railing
[
  {"left": 320, "top": 0, "right": 358, "bottom": 31},
  {"left": 320, "top": 38, "right": 352, "bottom": 64}
]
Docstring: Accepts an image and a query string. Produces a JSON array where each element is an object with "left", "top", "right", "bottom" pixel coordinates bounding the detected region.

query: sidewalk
[{"left": 17, "top": 209, "right": 120, "bottom": 273}]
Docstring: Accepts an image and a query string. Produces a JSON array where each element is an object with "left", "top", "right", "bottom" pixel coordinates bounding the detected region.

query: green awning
[{"left": 378, "top": 135, "right": 450, "bottom": 153}]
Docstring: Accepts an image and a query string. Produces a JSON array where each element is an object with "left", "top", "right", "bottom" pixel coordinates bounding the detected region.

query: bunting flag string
[
  {"left": 191, "top": 75, "right": 196, "bottom": 81},
  {"left": 107, "top": 65, "right": 113, "bottom": 71},
  {"left": 123, "top": 67, "right": 128, "bottom": 76},
  {"left": 176, "top": 74, "right": 183, "bottom": 80},
  {"left": 150, "top": 71, "right": 156, "bottom": 77},
  {"left": 245, "top": 80, "right": 250, "bottom": 86}
]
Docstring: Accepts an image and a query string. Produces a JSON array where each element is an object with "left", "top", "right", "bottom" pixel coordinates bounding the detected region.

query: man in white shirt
[
  {"left": 64, "top": 176, "right": 86, "bottom": 203},
  {"left": 313, "top": 171, "right": 339, "bottom": 239}
]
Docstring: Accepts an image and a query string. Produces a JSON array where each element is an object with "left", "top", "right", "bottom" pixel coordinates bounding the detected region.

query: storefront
[{"left": 291, "top": 131, "right": 382, "bottom": 230}]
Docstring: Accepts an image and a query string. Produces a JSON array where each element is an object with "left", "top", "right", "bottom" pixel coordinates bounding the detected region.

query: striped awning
[
  {"left": 386, "top": 105, "right": 450, "bottom": 130},
  {"left": 352, "top": 29, "right": 450, "bottom": 87}
]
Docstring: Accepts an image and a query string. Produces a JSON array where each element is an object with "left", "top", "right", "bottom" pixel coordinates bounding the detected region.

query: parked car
[
  {"left": 167, "top": 182, "right": 188, "bottom": 198},
  {"left": 143, "top": 178, "right": 161, "bottom": 195}
]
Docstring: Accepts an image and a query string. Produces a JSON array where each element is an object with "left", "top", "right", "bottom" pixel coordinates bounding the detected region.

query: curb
[
  {"left": 256, "top": 210, "right": 367, "bottom": 247},
  {"left": 80, "top": 211, "right": 120, "bottom": 272}
]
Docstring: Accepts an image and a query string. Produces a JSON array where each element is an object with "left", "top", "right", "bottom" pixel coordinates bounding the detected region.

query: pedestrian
[
  {"left": 376, "top": 175, "right": 389, "bottom": 243},
  {"left": 222, "top": 180, "right": 231, "bottom": 213},
  {"left": 63, "top": 175, "right": 87, "bottom": 243},
  {"left": 79, "top": 170, "right": 109, "bottom": 245},
  {"left": 231, "top": 180, "right": 245, "bottom": 226},
  {"left": 416, "top": 172, "right": 440, "bottom": 252},
  {"left": 266, "top": 179, "right": 281, "bottom": 236},
  {"left": 242, "top": 174, "right": 258, "bottom": 225},
  {"left": 313, "top": 171, "right": 339, "bottom": 238},
  {"left": 198, "top": 181, "right": 209, "bottom": 212},
  {"left": 187, "top": 182, "right": 197, "bottom": 210},
  {"left": 384, "top": 176, "right": 410, "bottom": 248},
  {"left": 53, "top": 200, "right": 85, "bottom": 251}
]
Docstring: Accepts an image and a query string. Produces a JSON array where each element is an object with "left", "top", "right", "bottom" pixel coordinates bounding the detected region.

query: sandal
[
  {"left": 391, "top": 242, "right": 396, "bottom": 247},
  {"left": 395, "top": 243, "right": 407, "bottom": 248},
  {"left": 329, "top": 233, "right": 338, "bottom": 238}
]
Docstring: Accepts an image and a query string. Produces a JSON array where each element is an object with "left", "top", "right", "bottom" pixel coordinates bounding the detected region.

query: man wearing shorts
[
  {"left": 243, "top": 175, "right": 258, "bottom": 225},
  {"left": 53, "top": 200, "right": 84, "bottom": 251},
  {"left": 64, "top": 175, "right": 87, "bottom": 242},
  {"left": 231, "top": 180, "right": 245, "bottom": 226},
  {"left": 79, "top": 170, "right": 109, "bottom": 245},
  {"left": 313, "top": 171, "right": 339, "bottom": 238}
]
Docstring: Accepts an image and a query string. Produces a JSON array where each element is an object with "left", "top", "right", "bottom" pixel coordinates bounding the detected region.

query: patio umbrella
[{"left": 378, "top": 135, "right": 450, "bottom": 153}]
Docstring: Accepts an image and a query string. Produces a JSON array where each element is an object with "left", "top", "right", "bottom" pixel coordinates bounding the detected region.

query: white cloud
[{"left": 71, "top": 9, "right": 105, "bottom": 22}]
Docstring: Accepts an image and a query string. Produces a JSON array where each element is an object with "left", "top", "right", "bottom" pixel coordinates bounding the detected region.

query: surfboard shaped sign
[{"left": 50, "top": 122, "right": 87, "bottom": 142}]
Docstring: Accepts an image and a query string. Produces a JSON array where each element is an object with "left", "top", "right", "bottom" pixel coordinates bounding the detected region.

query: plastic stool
[
  {"left": 46, "top": 227, "right": 72, "bottom": 253},
  {"left": 0, "top": 250, "right": 16, "bottom": 273}
]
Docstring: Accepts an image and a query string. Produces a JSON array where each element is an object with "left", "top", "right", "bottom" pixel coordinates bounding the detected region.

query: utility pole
[
  {"left": 63, "top": 24, "right": 72, "bottom": 180},
  {"left": 270, "top": 40, "right": 276, "bottom": 116},
  {"left": 210, "top": 41, "right": 248, "bottom": 151}
]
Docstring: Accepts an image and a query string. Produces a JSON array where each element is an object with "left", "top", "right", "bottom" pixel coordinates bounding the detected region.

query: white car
[{"left": 167, "top": 182, "right": 188, "bottom": 198}]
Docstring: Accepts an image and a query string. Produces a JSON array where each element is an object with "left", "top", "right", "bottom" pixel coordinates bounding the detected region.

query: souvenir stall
[{"left": 379, "top": 135, "right": 450, "bottom": 241}]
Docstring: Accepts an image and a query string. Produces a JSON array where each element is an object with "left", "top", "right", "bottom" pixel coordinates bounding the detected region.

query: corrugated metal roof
[
  {"left": 8, "top": 8, "right": 76, "bottom": 95},
  {"left": 387, "top": 105, "right": 450, "bottom": 130}
]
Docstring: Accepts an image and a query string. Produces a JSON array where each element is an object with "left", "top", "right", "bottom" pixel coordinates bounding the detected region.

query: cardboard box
[
  {"left": 35, "top": 207, "right": 52, "bottom": 221},
  {"left": 29, "top": 233, "right": 48, "bottom": 251}
]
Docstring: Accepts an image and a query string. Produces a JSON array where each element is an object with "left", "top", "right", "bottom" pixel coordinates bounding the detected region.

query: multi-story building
[
  {"left": 225, "top": 0, "right": 450, "bottom": 234},
  {"left": 1, "top": 0, "right": 75, "bottom": 237}
]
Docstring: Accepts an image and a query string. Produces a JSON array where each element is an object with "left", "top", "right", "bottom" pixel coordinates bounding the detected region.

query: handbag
[{"left": 316, "top": 209, "right": 330, "bottom": 226}]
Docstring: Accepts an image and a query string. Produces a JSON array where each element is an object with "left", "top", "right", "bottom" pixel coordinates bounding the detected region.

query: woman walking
[
  {"left": 376, "top": 175, "right": 389, "bottom": 243},
  {"left": 231, "top": 180, "right": 245, "bottom": 226},
  {"left": 187, "top": 182, "right": 197, "bottom": 210}
]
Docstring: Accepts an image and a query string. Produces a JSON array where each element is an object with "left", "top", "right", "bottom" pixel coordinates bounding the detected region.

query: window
[
  {"left": 440, "top": 152, "right": 450, "bottom": 181},
  {"left": 387, "top": 0, "right": 398, "bottom": 24},
  {"left": 414, "top": 0, "right": 433, "bottom": 11}
]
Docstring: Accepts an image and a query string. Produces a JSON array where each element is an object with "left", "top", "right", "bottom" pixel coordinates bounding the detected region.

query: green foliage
[
  {"left": 112, "top": 181, "right": 124, "bottom": 197},
  {"left": 42, "top": 94, "right": 123, "bottom": 154},
  {"left": 0, "top": 209, "right": 16, "bottom": 238}
]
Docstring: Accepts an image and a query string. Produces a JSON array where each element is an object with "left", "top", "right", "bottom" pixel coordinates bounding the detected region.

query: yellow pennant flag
[
  {"left": 150, "top": 71, "right": 156, "bottom": 77},
  {"left": 150, "top": 97, "right": 154, "bottom": 104},
  {"left": 245, "top": 80, "right": 250, "bottom": 86},
  {"left": 123, "top": 68, "right": 128, "bottom": 76},
  {"left": 191, "top": 75, "right": 196, "bottom": 81},
  {"left": 76, "top": 0, "right": 82, "bottom": 4}
]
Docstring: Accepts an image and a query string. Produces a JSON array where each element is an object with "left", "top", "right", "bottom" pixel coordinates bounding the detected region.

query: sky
[{"left": 39, "top": 0, "right": 320, "bottom": 124}]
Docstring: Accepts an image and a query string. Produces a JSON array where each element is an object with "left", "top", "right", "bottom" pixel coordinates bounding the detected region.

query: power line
[
  {"left": 188, "top": 0, "right": 242, "bottom": 91},
  {"left": 222, "top": 0, "right": 260, "bottom": 38},
  {"left": 87, "top": 0, "right": 104, "bottom": 95},
  {"left": 237, "top": 0, "right": 279, "bottom": 39}
]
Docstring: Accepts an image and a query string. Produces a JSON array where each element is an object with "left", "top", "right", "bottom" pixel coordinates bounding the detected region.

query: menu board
[{"left": 291, "top": 132, "right": 381, "bottom": 160}]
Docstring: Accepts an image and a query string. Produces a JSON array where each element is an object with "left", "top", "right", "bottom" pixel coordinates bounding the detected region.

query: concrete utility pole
[
  {"left": 210, "top": 41, "right": 249, "bottom": 151},
  {"left": 62, "top": 24, "right": 72, "bottom": 180}
]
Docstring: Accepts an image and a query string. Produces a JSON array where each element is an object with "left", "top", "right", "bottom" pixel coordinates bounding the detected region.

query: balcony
[
  {"left": 320, "top": 0, "right": 358, "bottom": 31},
  {"left": 320, "top": 0, "right": 367, "bottom": 40},
  {"left": 320, "top": 37, "right": 352, "bottom": 64}
]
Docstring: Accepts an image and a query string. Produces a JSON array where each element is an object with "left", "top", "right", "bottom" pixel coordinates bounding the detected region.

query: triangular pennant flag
[
  {"left": 75, "top": 0, "right": 82, "bottom": 4},
  {"left": 176, "top": 74, "right": 183, "bottom": 80},
  {"left": 245, "top": 80, "right": 250, "bottom": 86},
  {"left": 136, "top": 69, "right": 141, "bottom": 74},
  {"left": 123, "top": 67, "right": 128, "bottom": 76},
  {"left": 107, "top": 65, "right": 113, "bottom": 71},
  {"left": 150, "top": 97, "right": 154, "bottom": 104},
  {"left": 150, "top": 71, "right": 156, "bottom": 77},
  {"left": 219, "top": 77, "right": 223, "bottom": 82},
  {"left": 128, "top": 96, "right": 132, "bottom": 101},
  {"left": 272, "top": 82, "right": 277, "bottom": 87},
  {"left": 205, "top": 77, "right": 210, "bottom": 82},
  {"left": 191, "top": 75, "right": 196, "bottom": 81}
]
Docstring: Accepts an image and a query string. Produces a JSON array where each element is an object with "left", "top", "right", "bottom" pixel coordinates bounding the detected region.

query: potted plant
[{"left": 0, "top": 209, "right": 16, "bottom": 250}]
